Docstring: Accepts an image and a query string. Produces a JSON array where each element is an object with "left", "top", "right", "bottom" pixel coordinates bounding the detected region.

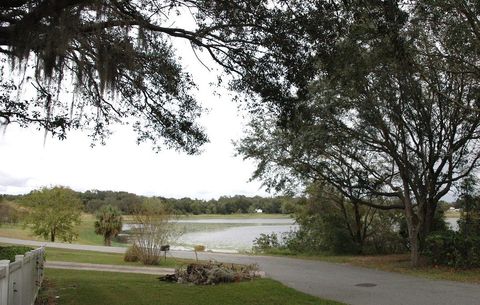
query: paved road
[{"left": 1, "top": 237, "right": 479, "bottom": 305}]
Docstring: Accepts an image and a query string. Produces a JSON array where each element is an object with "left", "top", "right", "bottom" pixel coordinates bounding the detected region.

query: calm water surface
[
  {"left": 446, "top": 217, "right": 459, "bottom": 231},
  {"left": 123, "top": 217, "right": 298, "bottom": 253}
]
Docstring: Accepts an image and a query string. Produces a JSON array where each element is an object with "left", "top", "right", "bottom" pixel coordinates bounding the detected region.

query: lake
[
  {"left": 123, "top": 216, "right": 460, "bottom": 253},
  {"left": 123, "top": 217, "right": 298, "bottom": 253},
  {"left": 446, "top": 217, "right": 459, "bottom": 231}
]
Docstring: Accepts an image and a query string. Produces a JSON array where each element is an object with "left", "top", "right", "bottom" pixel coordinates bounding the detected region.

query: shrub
[
  {"left": 364, "top": 211, "right": 406, "bottom": 254},
  {"left": 131, "top": 199, "right": 181, "bottom": 265},
  {"left": 0, "top": 202, "right": 24, "bottom": 225},
  {"left": 424, "top": 231, "right": 480, "bottom": 268},
  {"left": 286, "top": 213, "right": 362, "bottom": 255},
  {"left": 123, "top": 245, "right": 140, "bottom": 262},
  {"left": 0, "top": 246, "right": 34, "bottom": 261},
  {"left": 252, "top": 233, "right": 281, "bottom": 253}
]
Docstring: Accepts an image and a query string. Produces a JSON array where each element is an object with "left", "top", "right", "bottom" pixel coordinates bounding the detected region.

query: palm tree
[{"left": 94, "top": 205, "right": 123, "bottom": 246}]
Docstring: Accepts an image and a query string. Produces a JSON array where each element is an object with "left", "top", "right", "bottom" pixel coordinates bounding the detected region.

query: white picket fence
[{"left": 0, "top": 246, "right": 45, "bottom": 305}]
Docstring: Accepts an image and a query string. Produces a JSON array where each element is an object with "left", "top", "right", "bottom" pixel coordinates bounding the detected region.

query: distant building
[{"left": 255, "top": 208, "right": 263, "bottom": 213}]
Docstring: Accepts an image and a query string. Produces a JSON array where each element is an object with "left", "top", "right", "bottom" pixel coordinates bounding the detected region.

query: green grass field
[
  {"left": 0, "top": 214, "right": 125, "bottom": 246},
  {"left": 44, "top": 247, "right": 195, "bottom": 268},
  {"left": 39, "top": 269, "right": 344, "bottom": 305}
]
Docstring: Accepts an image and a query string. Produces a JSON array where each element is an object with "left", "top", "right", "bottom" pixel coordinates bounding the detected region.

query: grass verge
[
  {"left": 42, "top": 269, "right": 344, "bottom": 305},
  {"left": 255, "top": 250, "right": 480, "bottom": 284},
  {"left": 348, "top": 254, "right": 480, "bottom": 284},
  {"left": 44, "top": 247, "right": 195, "bottom": 268}
]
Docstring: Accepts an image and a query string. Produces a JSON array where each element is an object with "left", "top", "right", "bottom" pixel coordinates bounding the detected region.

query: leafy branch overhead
[{"left": 0, "top": 0, "right": 275, "bottom": 152}]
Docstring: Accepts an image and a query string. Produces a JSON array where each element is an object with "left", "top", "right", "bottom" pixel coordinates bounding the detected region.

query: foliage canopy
[
  {"left": 235, "top": 0, "right": 480, "bottom": 266},
  {"left": 23, "top": 186, "right": 82, "bottom": 242}
]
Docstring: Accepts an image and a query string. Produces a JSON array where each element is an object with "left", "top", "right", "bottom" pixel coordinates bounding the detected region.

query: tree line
[
  {"left": 81, "top": 191, "right": 298, "bottom": 215},
  {"left": 2, "top": 190, "right": 298, "bottom": 215}
]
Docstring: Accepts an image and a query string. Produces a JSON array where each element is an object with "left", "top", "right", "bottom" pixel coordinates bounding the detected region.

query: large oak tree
[{"left": 236, "top": 0, "right": 480, "bottom": 266}]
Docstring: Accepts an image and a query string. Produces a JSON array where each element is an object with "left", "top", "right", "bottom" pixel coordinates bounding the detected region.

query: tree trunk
[
  {"left": 353, "top": 202, "right": 364, "bottom": 254},
  {"left": 401, "top": 185, "right": 422, "bottom": 267},
  {"left": 409, "top": 228, "right": 420, "bottom": 267},
  {"left": 105, "top": 236, "right": 112, "bottom": 246},
  {"left": 50, "top": 228, "right": 55, "bottom": 242},
  {"left": 419, "top": 199, "right": 436, "bottom": 248}
]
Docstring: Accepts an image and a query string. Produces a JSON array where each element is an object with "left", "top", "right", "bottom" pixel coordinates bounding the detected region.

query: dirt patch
[
  {"left": 351, "top": 254, "right": 410, "bottom": 266},
  {"left": 35, "top": 278, "right": 57, "bottom": 305}
]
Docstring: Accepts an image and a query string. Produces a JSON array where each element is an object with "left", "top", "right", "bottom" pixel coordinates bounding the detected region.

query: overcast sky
[{"left": 0, "top": 32, "right": 271, "bottom": 200}]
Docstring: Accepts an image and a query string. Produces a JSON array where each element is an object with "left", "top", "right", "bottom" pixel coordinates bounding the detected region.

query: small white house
[{"left": 255, "top": 208, "right": 263, "bottom": 213}]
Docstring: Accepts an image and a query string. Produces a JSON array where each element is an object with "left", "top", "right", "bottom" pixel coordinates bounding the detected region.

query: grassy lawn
[
  {"left": 347, "top": 254, "right": 480, "bottom": 284},
  {"left": 40, "top": 269, "right": 344, "bottom": 305},
  {"left": 258, "top": 250, "right": 480, "bottom": 284},
  {"left": 0, "top": 214, "right": 125, "bottom": 246},
  {"left": 0, "top": 244, "right": 194, "bottom": 268},
  {"left": 0, "top": 223, "right": 42, "bottom": 240},
  {"left": 44, "top": 247, "right": 194, "bottom": 268}
]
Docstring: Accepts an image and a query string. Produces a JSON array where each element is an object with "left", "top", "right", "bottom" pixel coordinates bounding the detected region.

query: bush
[
  {"left": 287, "top": 213, "right": 362, "bottom": 255},
  {"left": 252, "top": 233, "right": 281, "bottom": 253},
  {"left": 0, "top": 246, "right": 34, "bottom": 261},
  {"left": 364, "top": 211, "right": 406, "bottom": 254},
  {"left": 424, "top": 231, "right": 480, "bottom": 268},
  {"left": 131, "top": 199, "right": 181, "bottom": 265},
  {"left": 123, "top": 245, "right": 140, "bottom": 262},
  {"left": 0, "top": 202, "right": 24, "bottom": 225}
]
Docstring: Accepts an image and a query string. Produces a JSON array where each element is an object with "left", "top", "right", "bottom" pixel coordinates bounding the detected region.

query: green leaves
[
  {"left": 94, "top": 204, "right": 123, "bottom": 246},
  {"left": 24, "top": 186, "right": 82, "bottom": 242}
]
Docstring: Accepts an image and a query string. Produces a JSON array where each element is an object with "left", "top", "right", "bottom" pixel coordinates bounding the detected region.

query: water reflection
[
  {"left": 176, "top": 223, "right": 299, "bottom": 252},
  {"left": 123, "top": 218, "right": 298, "bottom": 253}
]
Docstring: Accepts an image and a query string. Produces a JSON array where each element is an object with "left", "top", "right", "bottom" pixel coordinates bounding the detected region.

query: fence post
[
  {"left": 0, "top": 260, "right": 9, "bottom": 305},
  {"left": 38, "top": 247, "right": 45, "bottom": 288},
  {"left": 33, "top": 247, "right": 45, "bottom": 303},
  {"left": 13, "top": 255, "right": 23, "bottom": 305},
  {"left": 23, "top": 252, "right": 32, "bottom": 305}
]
